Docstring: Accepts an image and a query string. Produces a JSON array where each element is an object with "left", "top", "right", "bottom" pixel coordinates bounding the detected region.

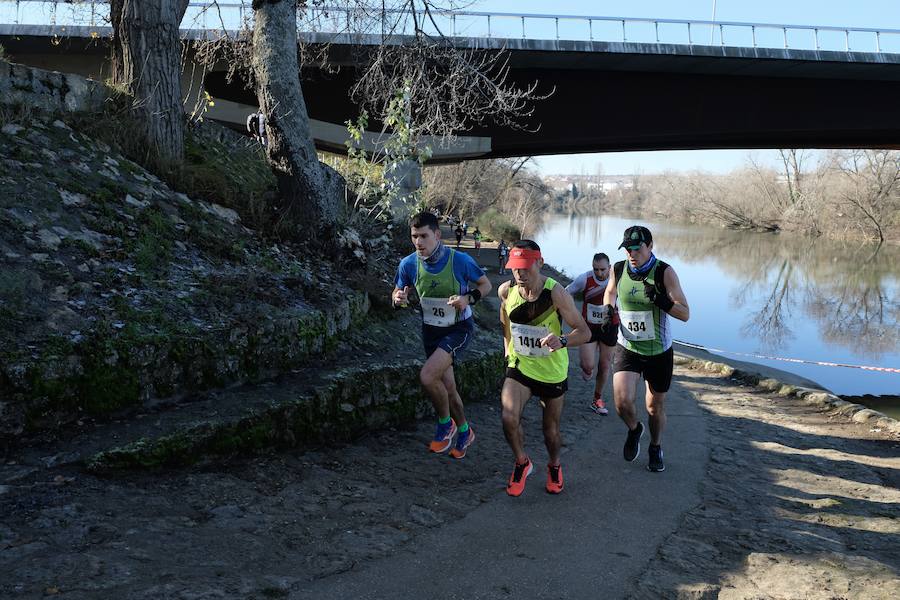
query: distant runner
[
  {"left": 393, "top": 212, "right": 492, "bottom": 459},
  {"left": 497, "top": 239, "right": 509, "bottom": 275},
  {"left": 604, "top": 226, "right": 690, "bottom": 473},
  {"left": 454, "top": 224, "right": 464, "bottom": 249},
  {"left": 473, "top": 227, "right": 483, "bottom": 256},
  {"left": 566, "top": 252, "right": 617, "bottom": 415},
  {"left": 499, "top": 241, "right": 590, "bottom": 496}
]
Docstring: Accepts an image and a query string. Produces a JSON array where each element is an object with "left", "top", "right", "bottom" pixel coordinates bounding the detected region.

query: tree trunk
[
  {"left": 110, "top": 0, "right": 189, "bottom": 166},
  {"left": 251, "top": 0, "right": 343, "bottom": 234}
]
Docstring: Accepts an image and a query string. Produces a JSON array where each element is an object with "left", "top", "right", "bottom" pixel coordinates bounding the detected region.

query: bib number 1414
[{"left": 510, "top": 323, "right": 551, "bottom": 356}]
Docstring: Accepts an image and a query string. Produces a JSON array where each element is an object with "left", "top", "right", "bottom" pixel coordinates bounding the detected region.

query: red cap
[{"left": 505, "top": 248, "right": 542, "bottom": 270}]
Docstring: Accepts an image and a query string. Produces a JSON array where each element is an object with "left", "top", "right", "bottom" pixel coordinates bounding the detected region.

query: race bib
[
  {"left": 619, "top": 310, "right": 655, "bottom": 341},
  {"left": 510, "top": 323, "right": 551, "bottom": 357},
  {"left": 421, "top": 297, "right": 456, "bottom": 327},
  {"left": 586, "top": 303, "right": 610, "bottom": 325}
]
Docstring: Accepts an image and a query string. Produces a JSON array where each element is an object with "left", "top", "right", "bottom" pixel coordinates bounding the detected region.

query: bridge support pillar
[{"left": 386, "top": 159, "right": 423, "bottom": 222}]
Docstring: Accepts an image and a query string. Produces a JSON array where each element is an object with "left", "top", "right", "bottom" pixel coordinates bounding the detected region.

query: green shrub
[{"left": 478, "top": 208, "right": 521, "bottom": 242}]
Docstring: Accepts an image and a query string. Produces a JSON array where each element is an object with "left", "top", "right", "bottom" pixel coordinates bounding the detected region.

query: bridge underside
[
  {"left": 205, "top": 63, "right": 900, "bottom": 160},
  {"left": 3, "top": 33, "right": 899, "bottom": 160}
]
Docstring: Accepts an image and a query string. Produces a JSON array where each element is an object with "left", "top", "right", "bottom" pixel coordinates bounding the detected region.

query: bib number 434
[{"left": 619, "top": 310, "right": 655, "bottom": 341}]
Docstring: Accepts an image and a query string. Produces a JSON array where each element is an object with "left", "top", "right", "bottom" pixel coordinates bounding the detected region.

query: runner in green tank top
[
  {"left": 604, "top": 226, "right": 690, "bottom": 473},
  {"left": 498, "top": 240, "right": 590, "bottom": 497}
]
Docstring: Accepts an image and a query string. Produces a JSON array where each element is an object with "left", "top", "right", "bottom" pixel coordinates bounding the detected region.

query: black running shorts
[
  {"left": 505, "top": 367, "right": 568, "bottom": 400},
  {"left": 613, "top": 345, "right": 674, "bottom": 393},
  {"left": 589, "top": 323, "right": 617, "bottom": 348}
]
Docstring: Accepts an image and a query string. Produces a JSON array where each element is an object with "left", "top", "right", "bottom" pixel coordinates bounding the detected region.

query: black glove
[{"left": 644, "top": 281, "right": 674, "bottom": 312}]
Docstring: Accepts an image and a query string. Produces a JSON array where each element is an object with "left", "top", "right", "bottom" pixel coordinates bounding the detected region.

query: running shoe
[
  {"left": 449, "top": 426, "right": 475, "bottom": 459},
  {"left": 590, "top": 396, "right": 609, "bottom": 415},
  {"left": 546, "top": 463, "right": 564, "bottom": 494},
  {"left": 429, "top": 418, "right": 457, "bottom": 453},
  {"left": 506, "top": 457, "right": 533, "bottom": 497},
  {"left": 648, "top": 444, "right": 665, "bottom": 472},
  {"left": 623, "top": 422, "right": 644, "bottom": 462}
]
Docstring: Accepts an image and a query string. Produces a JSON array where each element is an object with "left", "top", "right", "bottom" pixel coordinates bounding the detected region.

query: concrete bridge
[{"left": 2, "top": 1, "right": 899, "bottom": 161}]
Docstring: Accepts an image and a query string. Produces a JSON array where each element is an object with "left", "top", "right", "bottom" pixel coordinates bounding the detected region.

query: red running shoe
[
  {"left": 506, "top": 457, "right": 533, "bottom": 497},
  {"left": 546, "top": 463, "right": 564, "bottom": 494},
  {"left": 590, "top": 396, "right": 609, "bottom": 415}
]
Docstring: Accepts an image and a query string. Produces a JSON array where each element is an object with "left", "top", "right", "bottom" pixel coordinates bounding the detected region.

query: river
[{"left": 531, "top": 213, "right": 900, "bottom": 413}]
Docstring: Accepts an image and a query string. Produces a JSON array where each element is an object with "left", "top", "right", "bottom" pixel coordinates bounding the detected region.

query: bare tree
[
  {"left": 779, "top": 149, "right": 805, "bottom": 208},
  {"left": 833, "top": 150, "right": 900, "bottom": 243},
  {"left": 250, "top": 0, "right": 343, "bottom": 233},
  {"left": 188, "top": 1, "right": 550, "bottom": 235},
  {"left": 110, "top": 0, "right": 190, "bottom": 165},
  {"left": 349, "top": 2, "right": 548, "bottom": 140}
]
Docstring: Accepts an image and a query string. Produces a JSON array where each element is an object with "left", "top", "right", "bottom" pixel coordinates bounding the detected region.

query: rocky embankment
[
  {"left": 0, "top": 112, "right": 374, "bottom": 445},
  {"left": 0, "top": 64, "right": 505, "bottom": 465}
]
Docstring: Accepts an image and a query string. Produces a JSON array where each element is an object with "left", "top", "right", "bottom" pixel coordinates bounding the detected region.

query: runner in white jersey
[{"left": 565, "top": 252, "right": 618, "bottom": 415}]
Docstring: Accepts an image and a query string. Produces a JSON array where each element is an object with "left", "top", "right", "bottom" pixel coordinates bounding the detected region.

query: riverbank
[
  {"left": 460, "top": 225, "right": 900, "bottom": 426},
  {"left": 532, "top": 212, "right": 900, "bottom": 400}
]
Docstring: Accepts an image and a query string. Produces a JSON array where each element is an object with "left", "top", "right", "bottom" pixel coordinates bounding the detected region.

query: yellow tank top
[{"left": 505, "top": 277, "right": 568, "bottom": 384}]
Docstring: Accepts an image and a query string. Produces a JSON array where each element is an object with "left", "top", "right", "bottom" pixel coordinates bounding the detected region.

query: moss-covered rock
[
  {"left": 6, "top": 291, "right": 372, "bottom": 438},
  {"left": 86, "top": 349, "right": 504, "bottom": 471}
]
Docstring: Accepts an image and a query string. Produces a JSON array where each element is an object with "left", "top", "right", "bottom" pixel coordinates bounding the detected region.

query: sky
[{"left": 467, "top": 0, "right": 900, "bottom": 175}]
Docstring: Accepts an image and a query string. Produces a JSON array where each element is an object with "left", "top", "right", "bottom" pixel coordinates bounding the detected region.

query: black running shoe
[
  {"left": 648, "top": 444, "right": 665, "bottom": 472},
  {"left": 623, "top": 422, "right": 644, "bottom": 462}
]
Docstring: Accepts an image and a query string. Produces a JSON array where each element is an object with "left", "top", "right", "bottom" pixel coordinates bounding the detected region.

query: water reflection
[
  {"left": 659, "top": 227, "right": 900, "bottom": 360},
  {"left": 533, "top": 214, "right": 900, "bottom": 395}
]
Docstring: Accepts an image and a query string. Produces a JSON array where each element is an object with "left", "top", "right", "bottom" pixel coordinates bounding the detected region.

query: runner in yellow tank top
[{"left": 498, "top": 240, "right": 591, "bottom": 497}]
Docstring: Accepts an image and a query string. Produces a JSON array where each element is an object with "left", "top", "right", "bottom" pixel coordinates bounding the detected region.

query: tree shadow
[{"left": 630, "top": 382, "right": 900, "bottom": 599}]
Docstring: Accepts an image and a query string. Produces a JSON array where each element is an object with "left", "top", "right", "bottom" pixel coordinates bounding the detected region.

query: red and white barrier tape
[{"left": 673, "top": 340, "right": 900, "bottom": 374}]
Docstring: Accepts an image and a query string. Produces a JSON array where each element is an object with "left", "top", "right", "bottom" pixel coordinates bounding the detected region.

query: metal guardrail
[{"left": 1, "top": 0, "right": 898, "bottom": 54}]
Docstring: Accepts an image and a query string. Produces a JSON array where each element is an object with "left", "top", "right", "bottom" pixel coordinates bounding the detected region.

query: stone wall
[
  {"left": 87, "top": 349, "right": 505, "bottom": 471},
  {"left": 0, "top": 60, "right": 107, "bottom": 114}
]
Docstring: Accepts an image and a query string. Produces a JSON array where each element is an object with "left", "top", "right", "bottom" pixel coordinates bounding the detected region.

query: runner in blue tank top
[{"left": 393, "top": 212, "right": 492, "bottom": 459}]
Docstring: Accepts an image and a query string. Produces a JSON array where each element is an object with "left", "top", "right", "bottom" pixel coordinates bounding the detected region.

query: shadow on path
[{"left": 630, "top": 369, "right": 900, "bottom": 599}]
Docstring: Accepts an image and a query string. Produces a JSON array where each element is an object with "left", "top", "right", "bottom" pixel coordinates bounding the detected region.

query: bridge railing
[{"left": 1, "top": 0, "right": 898, "bottom": 54}]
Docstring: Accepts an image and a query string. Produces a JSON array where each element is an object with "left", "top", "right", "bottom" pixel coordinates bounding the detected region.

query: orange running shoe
[
  {"left": 546, "top": 463, "right": 564, "bottom": 494},
  {"left": 429, "top": 419, "right": 457, "bottom": 453},
  {"left": 506, "top": 457, "right": 533, "bottom": 497},
  {"left": 449, "top": 426, "right": 475, "bottom": 459}
]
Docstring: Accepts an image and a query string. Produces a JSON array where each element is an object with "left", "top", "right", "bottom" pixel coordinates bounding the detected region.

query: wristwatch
[{"left": 559, "top": 335, "right": 568, "bottom": 348}]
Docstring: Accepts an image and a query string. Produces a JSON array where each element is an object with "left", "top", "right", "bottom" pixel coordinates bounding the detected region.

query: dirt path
[
  {"left": 2, "top": 234, "right": 897, "bottom": 599},
  {"left": 633, "top": 367, "right": 900, "bottom": 599}
]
